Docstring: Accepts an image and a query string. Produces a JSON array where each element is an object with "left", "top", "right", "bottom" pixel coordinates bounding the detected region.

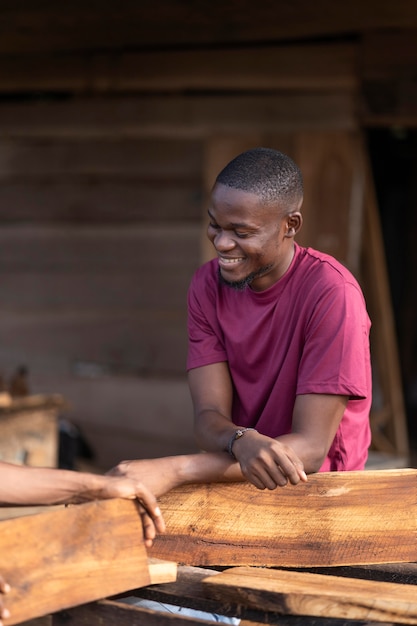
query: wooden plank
[
  {"left": 95, "top": 562, "right": 417, "bottom": 626},
  {"left": 361, "top": 31, "right": 417, "bottom": 81},
  {"left": 0, "top": 312, "right": 189, "bottom": 376},
  {"left": 0, "top": 94, "right": 356, "bottom": 139},
  {"left": 0, "top": 1, "right": 415, "bottom": 54},
  {"left": 0, "top": 43, "right": 357, "bottom": 93},
  {"left": 138, "top": 562, "right": 417, "bottom": 617},
  {"left": 0, "top": 226, "right": 200, "bottom": 271},
  {"left": 203, "top": 566, "right": 417, "bottom": 624},
  {"left": 0, "top": 138, "right": 201, "bottom": 179},
  {"left": 360, "top": 31, "right": 417, "bottom": 126},
  {"left": 0, "top": 271, "right": 190, "bottom": 311},
  {"left": 0, "top": 499, "right": 177, "bottom": 625},
  {"left": 0, "top": 181, "right": 201, "bottom": 223},
  {"left": 297, "top": 562, "right": 417, "bottom": 586},
  {"left": 152, "top": 469, "right": 417, "bottom": 567},
  {"left": 136, "top": 564, "right": 284, "bottom": 625}
]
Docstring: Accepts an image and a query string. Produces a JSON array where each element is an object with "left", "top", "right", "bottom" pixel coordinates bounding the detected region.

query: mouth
[{"left": 218, "top": 256, "right": 245, "bottom": 269}]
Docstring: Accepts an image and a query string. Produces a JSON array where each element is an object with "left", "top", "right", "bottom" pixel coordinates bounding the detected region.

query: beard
[{"left": 218, "top": 264, "right": 273, "bottom": 291}]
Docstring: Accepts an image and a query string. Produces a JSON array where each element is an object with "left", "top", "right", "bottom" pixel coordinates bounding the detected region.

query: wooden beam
[
  {"left": 0, "top": 94, "right": 356, "bottom": 140},
  {"left": 55, "top": 562, "right": 417, "bottom": 626},
  {"left": 0, "top": 1, "right": 415, "bottom": 53},
  {"left": 0, "top": 499, "right": 177, "bottom": 625},
  {"left": 203, "top": 566, "right": 417, "bottom": 624},
  {"left": 152, "top": 469, "right": 417, "bottom": 567},
  {"left": 0, "top": 43, "right": 357, "bottom": 94},
  {"left": 359, "top": 30, "right": 417, "bottom": 126},
  {"left": 361, "top": 31, "right": 417, "bottom": 81}
]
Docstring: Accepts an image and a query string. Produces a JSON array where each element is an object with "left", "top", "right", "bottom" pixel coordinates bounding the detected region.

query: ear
[{"left": 284, "top": 211, "right": 303, "bottom": 238}]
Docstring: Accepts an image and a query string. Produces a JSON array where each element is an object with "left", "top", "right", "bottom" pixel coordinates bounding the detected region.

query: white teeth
[{"left": 221, "top": 258, "right": 242, "bottom": 264}]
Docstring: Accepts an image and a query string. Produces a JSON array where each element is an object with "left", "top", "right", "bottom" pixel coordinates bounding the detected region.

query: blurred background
[{"left": 0, "top": 1, "right": 416, "bottom": 472}]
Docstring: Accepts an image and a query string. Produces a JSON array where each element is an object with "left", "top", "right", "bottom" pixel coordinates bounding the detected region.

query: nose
[{"left": 212, "top": 230, "right": 236, "bottom": 252}]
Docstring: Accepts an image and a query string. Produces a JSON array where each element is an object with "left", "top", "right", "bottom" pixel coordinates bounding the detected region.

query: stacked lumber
[{"left": 1, "top": 469, "right": 417, "bottom": 625}]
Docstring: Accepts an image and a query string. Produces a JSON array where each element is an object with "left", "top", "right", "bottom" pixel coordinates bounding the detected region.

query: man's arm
[
  {"left": 110, "top": 377, "right": 348, "bottom": 495},
  {"left": 189, "top": 362, "right": 307, "bottom": 489},
  {"left": 190, "top": 362, "right": 235, "bottom": 452},
  {"left": 231, "top": 393, "right": 348, "bottom": 481},
  {"left": 0, "top": 461, "right": 165, "bottom": 547}
]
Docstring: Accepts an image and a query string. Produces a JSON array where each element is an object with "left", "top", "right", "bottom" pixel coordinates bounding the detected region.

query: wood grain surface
[
  {"left": 203, "top": 566, "right": 417, "bottom": 624},
  {"left": 152, "top": 469, "right": 417, "bottom": 567},
  {"left": 0, "top": 499, "right": 176, "bottom": 625}
]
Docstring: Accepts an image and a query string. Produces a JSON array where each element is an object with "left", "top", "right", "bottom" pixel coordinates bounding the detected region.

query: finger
[
  {"left": 0, "top": 607, "right": 10, "bottom": 620},
  {"left": 251, "top": 458, "right": 290, "bottom": 488},
  {"left": 298, "top": 466, "right": 308, "bottom": 482},
  {"left": 268, "top": 470, "right": 288, "bottom": 488},
  {"left": 0, "top": 579, "right": 10, "bottom": 594},
  {"left": 152, "top": 508, "right": 166, "bottom": 534},
  {"left": 271, "top": 454, "right": 303, "bottom": 485},
  {"left": 244, "top": 464, "right": 287, "bottom": 490},
  {"left": 136, "top": 487, "right": 162, "bottom": 520},
  {"left": 138, "top": 505, "right": 155, "bottom": 539},
  {"left": 139, "top": 509, "right": 157, "bottom": 547}
]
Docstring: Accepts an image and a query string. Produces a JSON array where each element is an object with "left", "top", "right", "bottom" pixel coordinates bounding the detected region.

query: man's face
[{"left": 207, "top": 183, "right": 294, "bottom": 292}]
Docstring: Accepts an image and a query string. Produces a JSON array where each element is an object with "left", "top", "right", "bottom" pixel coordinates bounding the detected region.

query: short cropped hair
[{"left": 215, "top": 147, "right": 303, "bottom": 210}]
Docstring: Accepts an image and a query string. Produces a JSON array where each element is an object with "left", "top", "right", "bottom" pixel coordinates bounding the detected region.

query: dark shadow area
[{"left": 367, "top": 128, "right": 417, "bottom": 451}]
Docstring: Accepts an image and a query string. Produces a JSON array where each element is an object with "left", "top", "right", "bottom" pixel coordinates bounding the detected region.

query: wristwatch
[{"left": 227, "top": 427, "right": 256, "bottom": 460}]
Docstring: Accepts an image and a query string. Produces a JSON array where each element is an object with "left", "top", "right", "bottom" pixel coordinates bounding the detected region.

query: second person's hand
[{"left": 232, "top": 431, "right": 307, "bottom": 490}]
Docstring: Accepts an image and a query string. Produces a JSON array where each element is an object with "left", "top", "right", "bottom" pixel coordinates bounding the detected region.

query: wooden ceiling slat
[
  {"left": 0, "top": 1, "right": 416, "bottom": 54},
  {"left": 0, "top": 93, "right": 355, "bottom": 138},
  {"left": 359, "top": 30, "right": 417, "bottom": 126},
  {"left": 0, "top": 43, "right": 357, "bottom": 93}
]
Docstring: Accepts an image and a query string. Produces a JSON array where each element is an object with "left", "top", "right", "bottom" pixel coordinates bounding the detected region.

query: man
[
  {"left": 187, "top": 146, "right": 371, "bottom": 489},
  {"left": 111, "top": 147, "right": 372, "bottom": 494}
]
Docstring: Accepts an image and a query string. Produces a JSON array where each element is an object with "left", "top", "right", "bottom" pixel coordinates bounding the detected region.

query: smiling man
[
  {"left": 187, "top": 147, "right": 372, "bottom": 490},
  {"left": 111, "top": 147, "right": 372, "bottom": 497}
]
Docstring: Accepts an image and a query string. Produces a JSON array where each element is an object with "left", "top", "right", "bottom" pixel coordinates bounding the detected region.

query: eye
[
  {"left": 208, "top": 222, "right": 220, "bottom": 230},
  {"left": 235, "top": 231, "right": 249, "bottom": 239}
]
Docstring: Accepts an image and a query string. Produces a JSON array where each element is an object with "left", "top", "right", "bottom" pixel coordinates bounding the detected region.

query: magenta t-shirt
[{"left": 187, "top": 244, "right": 372, "bottom": 471}]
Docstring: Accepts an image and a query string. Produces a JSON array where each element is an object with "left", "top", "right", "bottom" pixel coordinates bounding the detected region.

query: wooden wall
[
  {"left": 0, "top": 29, "right": 412, "bottom": 468},
  {"left": 0, "top": 133, "right": 203, "bottom": 467}
]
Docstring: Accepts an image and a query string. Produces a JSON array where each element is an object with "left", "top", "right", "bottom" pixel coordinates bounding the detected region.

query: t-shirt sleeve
[
  {"left": 186, "top": 271, "right": 228, "bottom": 370},
  {"left": 296, "top": 280, "right": 371, "bottom": 399}
]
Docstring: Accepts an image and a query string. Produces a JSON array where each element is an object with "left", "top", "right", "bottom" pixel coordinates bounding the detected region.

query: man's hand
[
  {"left": 107, "top": 456, "right": 185, "bottom": 498},
  {"left": 232, "top": 430, "right": 307, "bottom": 490},
  {"left": 0, "top": 576, "right": 11, "bottom": 625},
  {"left": 96, "top": 476, "right": 166, "bottom": 547}
]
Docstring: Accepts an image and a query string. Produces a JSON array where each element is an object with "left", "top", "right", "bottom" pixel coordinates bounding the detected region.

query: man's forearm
[
  {"left": 194, "top": 409, "right": 243, "bottom": 455},
  {"left": 0, "top": 462, "right": 106, "bottom": 506},
  {"left": 109, "top": 452, "right": 245, "bottom": 498},
  {"left": 180, "top": 452, "right": 244, "bottom": 484}
]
